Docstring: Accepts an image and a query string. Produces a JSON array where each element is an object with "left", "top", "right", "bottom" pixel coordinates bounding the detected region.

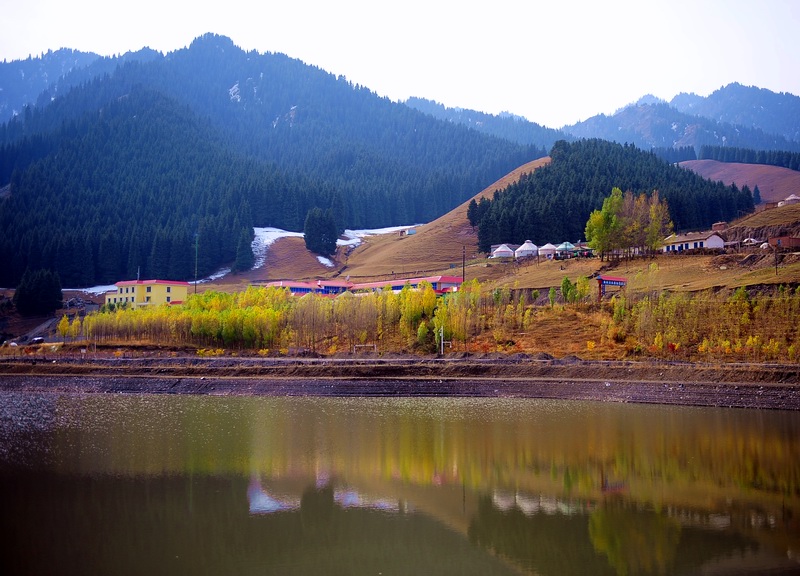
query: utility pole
[
  {"left": 775, "top": 243, "right": 779, "bottom": 276},
  {"left": 194, "top": 233, "right": 199, "bottom": 294},
  {"left": 462, "top": 244, "right": 466, "bottom": 285}
]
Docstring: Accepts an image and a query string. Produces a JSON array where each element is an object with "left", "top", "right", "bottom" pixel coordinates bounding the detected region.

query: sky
[{"left": 2, "top": 0, "right": 799, "bottom": 128}]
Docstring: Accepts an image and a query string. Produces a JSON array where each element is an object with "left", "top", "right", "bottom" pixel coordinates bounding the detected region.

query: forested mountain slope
[
  {"left": 405, "top": 97, "right": 563, "bottom": 150},
  {"left": 0, "top": 34, "right": 541, "bottom": 287},
  {"left": 0, "top": 87, "right": 302, "bottom": 287},
  {"left": 671, "top": 83, "right": 800, "bottom": 144},
  {"left": 475, "top": 139, "right": 754, "bottom": 252},
  {"left": 565, "top": 102, "right": 800, "bottom": 153}
]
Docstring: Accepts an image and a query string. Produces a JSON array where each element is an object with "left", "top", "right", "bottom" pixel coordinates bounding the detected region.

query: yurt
[
  {"left": 515, "top": 240, "right": 538, "bottom": 259},
  {"left": 556, "top": 241, "right": 575, "bottom": 257},
  {"left": 539, "top": 243, "right": 557, "bottom": 259},
  {"left": 491, "top": 244, "right": 514, "bottom": 258}
]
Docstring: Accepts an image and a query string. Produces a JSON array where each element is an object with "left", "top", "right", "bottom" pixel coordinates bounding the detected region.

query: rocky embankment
[{"left": 0, "top": 355, "right": 798, "bottom": 410}]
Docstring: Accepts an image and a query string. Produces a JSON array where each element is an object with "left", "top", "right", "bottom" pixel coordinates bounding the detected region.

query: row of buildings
[
  {"left": 104, "top": 275, "right": 464, "bottom": 307},
  {"left": 492, "top": 226, "right": 798, "bottom": 259},
  {"left": 490, "top": 241, "right": 593, "bottom": 260}
]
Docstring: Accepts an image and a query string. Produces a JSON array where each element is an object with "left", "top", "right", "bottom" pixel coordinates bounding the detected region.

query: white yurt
[
  {"left": 491, "top": 244, "right": 514, "bottom": 258},
  {"left": 539, "top": 243, "right": 557, "bottom": 259},
  {"left": 515, "top": 240, "right": 538, "bottom": 259}
]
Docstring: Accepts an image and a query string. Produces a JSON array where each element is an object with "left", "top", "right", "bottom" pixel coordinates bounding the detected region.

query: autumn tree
[
  {"left": 585, "top": 188, "right": 623, "bottom": 260},
  {"left": 57, "top": 314, "right": 71, "bottom": 342},
  {"left": 644, "top": 191, "right": 673, "bottom": 255},
  {"left": 586, "top": 188, "right": 672, "bottom": 259}
]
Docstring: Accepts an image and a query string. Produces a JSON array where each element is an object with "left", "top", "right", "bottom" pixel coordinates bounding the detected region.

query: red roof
[{"left": 115, "top": 279, "right": 191, "bottom": 287}]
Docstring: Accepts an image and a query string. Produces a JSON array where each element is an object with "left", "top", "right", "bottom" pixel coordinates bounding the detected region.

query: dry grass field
[
  {"left": 680, "top": 159, "right": 800, "bottom": 204},
  {"left": 727, "top": 202, "right": 800, "bottom": 230}
]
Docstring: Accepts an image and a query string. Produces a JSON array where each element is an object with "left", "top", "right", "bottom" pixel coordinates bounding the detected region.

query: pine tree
[
  {"left": 304, "top": 207, "right": 338, "bottom": 256},
  {"left": 232, "top": 228, "right": 255, "bottom": 273},
  {"left": 13, "top": 269, "right": 63, "bottom": 316}
]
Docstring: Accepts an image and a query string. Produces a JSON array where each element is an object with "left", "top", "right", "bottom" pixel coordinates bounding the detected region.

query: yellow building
[{"left": 105, "top": 280, "right": 190, "bottom": 307}]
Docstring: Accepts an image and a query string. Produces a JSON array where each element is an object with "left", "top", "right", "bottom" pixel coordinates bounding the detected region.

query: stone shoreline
[{"left": 0, "top": 356, "right": 798, "bottom": 410}]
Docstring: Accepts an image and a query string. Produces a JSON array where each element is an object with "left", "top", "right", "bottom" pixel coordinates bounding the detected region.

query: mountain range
[
  {"left": 4, "top": 42, "right": 799, "bottom": 154},
  {"left": 0, "top": 34, "right": 797, "bottom": 288},
  {"left": 405, "top": 85, "right": 800, "bottom": 153}
]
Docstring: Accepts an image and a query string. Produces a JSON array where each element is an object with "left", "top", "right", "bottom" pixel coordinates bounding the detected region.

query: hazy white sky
[{"left": 2, "top": 0, "right": 798, "bottom": 128}]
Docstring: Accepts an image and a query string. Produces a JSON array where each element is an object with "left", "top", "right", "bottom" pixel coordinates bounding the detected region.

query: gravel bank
[{"left": 0, "top": 356, "right": 798, "bottom": 410}]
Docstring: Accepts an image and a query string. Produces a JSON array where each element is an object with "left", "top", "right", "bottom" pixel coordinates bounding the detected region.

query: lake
[{"left": 0, "top": 392, "right": 798, "bottom": 575}]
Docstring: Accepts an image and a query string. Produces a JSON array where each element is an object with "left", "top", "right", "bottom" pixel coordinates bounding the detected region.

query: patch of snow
[
  {"left": 65, "top": 285, "right": 117, "bottom": 295},
  {"left": 229, "top": 82, "right": 241, "bottom": 102},
  {"left": 317, "top": 256, "right": 335, "bottom": 267},
  {"left": 339, "top": 225, "right": 420, "bottom": 247},
  {"left": 200, "top": 268, "right": 231, "bottom": 283},
  {"left": 251, "top": 227, "right": 305, "bottom": 269}
]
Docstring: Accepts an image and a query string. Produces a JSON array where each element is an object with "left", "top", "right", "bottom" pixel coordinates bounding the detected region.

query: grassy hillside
[
  {"left": 680, "top": 159, "right": 800, "bottom": 203},
  {"left": 208, "top": 155, "right": 800, "bottom": 296}
]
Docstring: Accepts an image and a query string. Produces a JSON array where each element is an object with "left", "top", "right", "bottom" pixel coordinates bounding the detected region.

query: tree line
[
  {"left": 75, "top": 279, "right": 800, "bottom": 363},
  {"left": 698, "top": 145, "right": 800, "bottom": 171}
]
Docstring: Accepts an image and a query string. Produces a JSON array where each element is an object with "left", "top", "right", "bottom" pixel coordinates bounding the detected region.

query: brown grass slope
[
  {"left": 680, "top": 159, "right": 800, "bottom": 204},
  {"left": 335, "top": 157, "right": 552, "bottom": 280},
  {"left": 207, "top": 157, "right": 550, "bottom": 287},
  {"left": 724, "top": 203, "right": 800, "bottom": 243}
]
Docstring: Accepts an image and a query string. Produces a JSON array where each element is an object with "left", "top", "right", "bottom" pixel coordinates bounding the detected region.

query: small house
[
  {"left": 662, "top": 231, "right": 725, "bottom": 253},
  {"left": 768, "top": 235, "right": 800, "bottom": 249}
]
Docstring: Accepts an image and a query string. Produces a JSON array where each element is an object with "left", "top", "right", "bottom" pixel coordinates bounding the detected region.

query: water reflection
[{"left": 0, "top": 393, "right": 798, "bottom": 575}]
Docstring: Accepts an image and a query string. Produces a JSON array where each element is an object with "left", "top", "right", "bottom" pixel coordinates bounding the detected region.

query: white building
[{"left": 662, "top": 231, "right": 725, "bottom": 252}]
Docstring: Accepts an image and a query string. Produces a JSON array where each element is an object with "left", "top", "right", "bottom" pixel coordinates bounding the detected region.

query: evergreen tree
[
  {"left": 13, "top": 268, "right": 62, "bottom": 316},
  {"left": 303, "top": 207, "right": 338, "bottom": 256},
  {"left": 232, "top": 228, "right": 255, "bottom": 273},
  {"left": 467, "top": 199, "right": 479, "bottom": 228},
  {"left": 753, "top": 185, "right": 762, "bottom": 205}
]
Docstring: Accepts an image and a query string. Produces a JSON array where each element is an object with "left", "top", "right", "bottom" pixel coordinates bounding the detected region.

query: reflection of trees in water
[
  {"left": 468, "top": 494, "right": 757, "bottom": 576},
  {"left": 589, "top": 504, "right": 681, "bottom": 575},
  {"left": 300, "top": 484, "right": 335, "bottom": 532},
  {"left": 468, "top": 495, "right": 617, "bottom": 576}
]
